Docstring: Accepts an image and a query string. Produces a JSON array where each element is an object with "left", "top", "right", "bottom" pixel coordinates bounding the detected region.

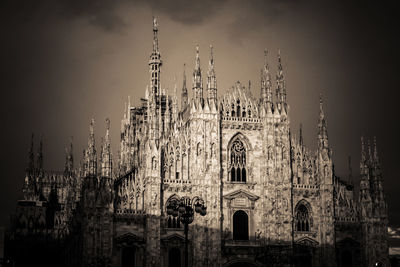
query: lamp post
[{"left": 166, "top": 196, "right": 207, "bottom": 267}]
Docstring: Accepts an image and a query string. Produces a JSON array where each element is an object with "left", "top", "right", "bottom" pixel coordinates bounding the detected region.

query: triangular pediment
[
  {"left": 223, "top": 189, "right": 259, "bottom": 201},
  {"left": 295, "top": 236, "right": 319, "bottom": 247},
  {"left": 161, "top": 232, "right": 185, "bottom": 242},
  {"left": 115, "top": 232, "right": 144, "bottom": 243}
]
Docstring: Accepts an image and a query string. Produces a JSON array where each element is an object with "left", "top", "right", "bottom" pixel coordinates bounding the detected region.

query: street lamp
[{"left": 166, "top": 196, "right": 207, "bottom": 267}]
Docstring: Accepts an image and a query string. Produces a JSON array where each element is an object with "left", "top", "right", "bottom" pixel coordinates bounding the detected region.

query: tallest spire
[
  {"left": 149, "top": 17, "right": 162, "bottom": 98},
  {"left": 152, "top": 16, "right": 159, "bottom": 52}
]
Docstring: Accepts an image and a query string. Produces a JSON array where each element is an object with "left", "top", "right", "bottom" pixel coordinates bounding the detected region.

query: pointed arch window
[
  {"left": 295, "top": 203, "right": 311, "bottom": 232},
  {"left": 229, "top": 139, "right": 247, "bottom": 182}
]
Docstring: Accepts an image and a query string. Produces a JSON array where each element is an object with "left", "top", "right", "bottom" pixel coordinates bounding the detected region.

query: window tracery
[
  {"left": 295, "top": 202, "right": 312, "bottom": 232},
  {"left": 229, "top": 139, "right": 247, "bottom": 182}
]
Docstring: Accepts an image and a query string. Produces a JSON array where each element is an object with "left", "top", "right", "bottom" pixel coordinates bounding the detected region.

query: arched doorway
[
  {"left": 169, "top": 247, "right": 181, "bottom": 267},
  {"left": 121, "top": 247, "right": 136, "bottom": 267},
  {"left": 233, "top": 210, "right": 249, "bottom": 240},
  {"left": 341, "top": 250, "right": 353, "bottom": 267}
]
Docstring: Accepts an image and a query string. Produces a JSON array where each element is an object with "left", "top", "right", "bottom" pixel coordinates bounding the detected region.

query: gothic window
[
  {"left": 229, "top": 139, "right": 247, "bottom": 182},
  {"left": 167, "top": 216, "right": 181, "bottom": 229},
  {"left": 295, "top": 203, "right": 311, "bottom": 232},
  {"left": 248, "top": 106, "right": 251, "bottom": 117},
  {"left": 233, "top": 210, "right": 249, "bottom": 240},
  {"left": 236, "top": 99, "right": 241, "bottom": 117},
  {"left": 231, "top": 103, "right": 235, "bottom": 117},
  {"left": 176, "top": 158, "right": 180, "bottom": 179}
]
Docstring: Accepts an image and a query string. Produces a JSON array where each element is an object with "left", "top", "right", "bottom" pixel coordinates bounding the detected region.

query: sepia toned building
[{"left": 6, "top": 18, "right": 388, "bottom": 267}]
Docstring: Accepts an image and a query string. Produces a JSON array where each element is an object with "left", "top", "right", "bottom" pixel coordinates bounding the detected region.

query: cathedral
[{"left": 6, "top": 18, "right": 389, "bottom": 267}]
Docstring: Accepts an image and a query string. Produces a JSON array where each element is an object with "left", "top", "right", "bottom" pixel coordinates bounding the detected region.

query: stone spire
[
  {"left": 318, "top": 94, "right": 329, "bottom": 150},
  {"left": 261, "top": 49, "right": 272, "bottom": 104},
  {"left": 360, "top": 136, "right": 366, "bottom": 166},
  {"left": 373, "top": 136, "right": 379, "bottom": 165},
  {"left": 65, "top": 136, "right": 74, "bottom": 174},
  {"left": 86, "top": 118, "right": 97, "bottom": 176},
  {"left": 359, "top": 136, "right": 372, "bottom": 218},
  {"left": 101, "top": 118, "right": 112, "bottom": 178},
  {"left": 207, "top": 45, "right": 217, "bottom": 101},
  {"left": 299, "top": 123, "right": 304, "bottom": 148},
  {"left": 172, "top": 77, "right": 178, "bottom": 122},
  {"left": 149, "top": 17, "right": 162, "bottom": 98},
  {"left": 276, "top": 50, "right": 287, "bottom": 109},
  {"left": 181, "top": 63, "right": 188, "bottom": 110},
  {"left": 152, "top": 16, "right": 159, "bottom": 53},
  {"left": 27, "top": 133, "right": 35, "bottom": 173},
  {"left": 36, "top": 135, "right": 43, "bottom": 173},
  {"left": 193, "top": 44, "right": 203, "bottom": 105}
]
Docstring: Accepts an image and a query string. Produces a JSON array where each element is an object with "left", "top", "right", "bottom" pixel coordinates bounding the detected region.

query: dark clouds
[{"left": 1, "top": 0, "right": 400, "bottom": 228}]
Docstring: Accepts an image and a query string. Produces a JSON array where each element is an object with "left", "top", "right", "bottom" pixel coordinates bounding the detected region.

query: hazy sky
[{"left": 1, "top": 0, "right": 399, "bottom": 227}]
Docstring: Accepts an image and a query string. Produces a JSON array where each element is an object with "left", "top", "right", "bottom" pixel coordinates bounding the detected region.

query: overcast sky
[{"left": 1, "top": 0, "right": 399, "bottom": 227}]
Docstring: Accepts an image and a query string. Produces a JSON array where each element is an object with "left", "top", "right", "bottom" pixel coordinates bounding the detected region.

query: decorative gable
[{"left": 223, "top": 189, "right": 259, "bottom": 209}]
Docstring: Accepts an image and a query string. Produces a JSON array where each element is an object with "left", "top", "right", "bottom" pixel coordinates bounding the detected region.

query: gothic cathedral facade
[{"left": 9, "top": 18, "right": 388, "bottom": 267}]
